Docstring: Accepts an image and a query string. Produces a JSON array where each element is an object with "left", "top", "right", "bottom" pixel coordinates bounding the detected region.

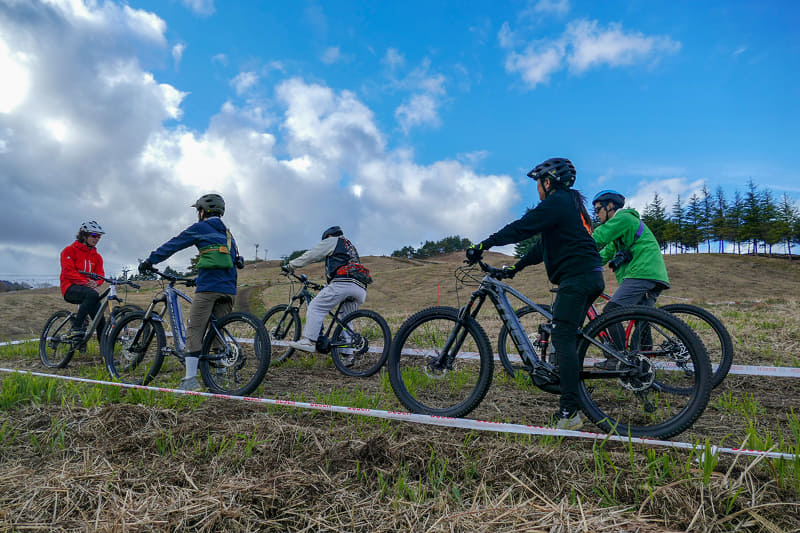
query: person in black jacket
[{"left": 466, "top": 157, "right": 604, "bottom": 430}]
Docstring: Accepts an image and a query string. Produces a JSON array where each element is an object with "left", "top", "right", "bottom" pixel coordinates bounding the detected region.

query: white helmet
[{"left": 79, "top": 220, "right": 105, "bottom": 234}]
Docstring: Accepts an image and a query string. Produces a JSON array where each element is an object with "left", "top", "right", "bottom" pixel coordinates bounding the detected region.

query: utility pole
[
  {"left": 122, "top": 267, "right": 130, "bottom": 280},
  {"left": 255, "top": 244, "right": 259, "bottom": 268}
]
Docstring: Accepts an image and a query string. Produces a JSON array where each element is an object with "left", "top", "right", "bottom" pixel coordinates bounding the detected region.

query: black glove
[
  {"left": 234, "top": 255, "right": 245, "bottom": 269},
  {"left": 465, "top": 242, "right": 487, "bottom": 264},
  {"left": 138, "top": 260, "right": 153, "bottom": 274},
  {"left": 608, "top": 249, "right": 633, "bottom": 272},
  {"left": 501, "top": 264, "right": 517, "bottom": 279}
]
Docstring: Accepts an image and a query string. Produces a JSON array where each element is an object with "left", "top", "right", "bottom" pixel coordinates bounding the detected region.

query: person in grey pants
[{"left": 284, "top": 226, "right": 367, "bottom": 353}]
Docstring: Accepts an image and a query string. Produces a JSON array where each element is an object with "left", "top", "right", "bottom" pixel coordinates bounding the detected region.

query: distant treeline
[
  {"left": 639, "top": 179, "right": 799, "bottom": 256},
  {"left": 391, "top": 236, "right": 473, "bottom": 259},
  {"left": 0, "top": 280, "right": 33, "bottom": 292}
]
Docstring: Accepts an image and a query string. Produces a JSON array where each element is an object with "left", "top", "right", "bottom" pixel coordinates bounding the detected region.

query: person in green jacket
[{"left": 591, "top": 190, "right": 670, "bottom": 369}]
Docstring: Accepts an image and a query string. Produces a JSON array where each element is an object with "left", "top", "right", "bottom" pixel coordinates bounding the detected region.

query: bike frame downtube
[{"left": 165, "top": 287, "right": 192, "bottom": 352}]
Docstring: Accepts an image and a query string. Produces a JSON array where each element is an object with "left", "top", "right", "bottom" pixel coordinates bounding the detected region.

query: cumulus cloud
[
  {"left": 386, "top": 56, "right": 448, "bottom": 133},
  {"left": 499, "top": 17, "right": 680, "bottom": 88},
  {"left": 0, "top": 0, "right": 517, "bottom": 281},
  {"left": 231, "top": 71, "right": 259, "bottom": 96}
]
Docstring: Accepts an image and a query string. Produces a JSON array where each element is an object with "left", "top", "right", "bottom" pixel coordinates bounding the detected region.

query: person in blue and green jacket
[
  {"left": 591, "top": 190, "right": 670, "bottom": 368},
  {"left": 138, "top": 193, "right": 245, "bottom": 391}
]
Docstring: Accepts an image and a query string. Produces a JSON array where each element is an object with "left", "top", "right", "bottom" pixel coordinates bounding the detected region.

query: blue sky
[{"left": 1, "top": 0, "right": 798, "bottom": 281}]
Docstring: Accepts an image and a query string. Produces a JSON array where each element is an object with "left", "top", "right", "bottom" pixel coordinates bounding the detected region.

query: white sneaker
[
  {"left": 177, "top": 376, "right": 201, "bottom": 391},
  {"left": 287, "top": 338, "right": 317, "bottom": 353}
]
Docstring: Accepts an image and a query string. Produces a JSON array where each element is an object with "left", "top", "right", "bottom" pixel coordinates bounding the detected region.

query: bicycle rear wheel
[
  {"left": 105, "top": 312, "right": 166, "bottom": 385},
  {"left": 261, "top": 304, "right": 300, "bottom": 363},
  {"left": 660, "top": 303, "right": 733, "bottom": 389},
  {"left": 578, "top": 306, "right": 711, "bottom": 439},
  {"left": 387, "top": 306, "right": 493, "bottom": 417},
  {"left": 199, "top": 312, "right": 270, "bottom": 396},
  {"left": 39, "top": 310, "right": 77, "bottom": 368},
  {"left": 330, "top": 309, "right": 391, "bottom": 377}
]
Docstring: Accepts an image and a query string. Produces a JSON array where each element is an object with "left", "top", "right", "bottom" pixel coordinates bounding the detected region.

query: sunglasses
[
  {"left": 593, "top": 205, "right": 606, "bottom": 214},
  {"left": 89, "top": 233, "right": 102, "bottom": 238}
]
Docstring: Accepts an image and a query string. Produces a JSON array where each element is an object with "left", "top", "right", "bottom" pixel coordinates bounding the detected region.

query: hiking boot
[
  {"left": 177, "top": 376, "right": 202, "bottom": 392},
  {"left": 286, "top": 337, "right": 317, "bottom": 353},
  {"left": 551, "top": 408, "right": 585, "bottom": 431}
]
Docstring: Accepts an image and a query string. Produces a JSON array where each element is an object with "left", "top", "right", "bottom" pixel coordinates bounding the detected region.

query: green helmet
[{"left": 191, "top": 193, "right": 225, "bottom": 216}]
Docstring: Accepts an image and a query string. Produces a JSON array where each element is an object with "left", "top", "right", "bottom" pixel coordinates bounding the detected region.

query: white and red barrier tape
[{"left": 0, "top": 366, "right": 796, "bottom": 461}]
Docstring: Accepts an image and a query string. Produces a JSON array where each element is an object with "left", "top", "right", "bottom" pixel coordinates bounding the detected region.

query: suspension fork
[{"left": 430, "top": 291, "right": 486, "bottom": 370}]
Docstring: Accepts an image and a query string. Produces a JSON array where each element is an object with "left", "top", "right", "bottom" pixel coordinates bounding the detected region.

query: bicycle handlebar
[
  {"left": 78, "top": 270, "right": 141, "bottom": 289},
  {"left": 281, "top": 269, "right": 325, "bottom": 290},
  {"left": 145, "top": 267, "right": 197, "bottom": 287}
]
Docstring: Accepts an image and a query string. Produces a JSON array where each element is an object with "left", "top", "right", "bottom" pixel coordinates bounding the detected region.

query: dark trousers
[
  {"left": 551, "top": 270, "right": 605, "bottom": 413},
  {"left": 64, "top": 284, "right": 106, "bottom": 341}
]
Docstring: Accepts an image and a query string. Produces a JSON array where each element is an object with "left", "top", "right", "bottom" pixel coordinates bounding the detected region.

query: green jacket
[{"left": 592, "top": 208, "right": 669, "bottom": 286}]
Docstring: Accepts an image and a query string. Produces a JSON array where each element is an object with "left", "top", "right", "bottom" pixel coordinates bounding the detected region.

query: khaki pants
[{"left": 186, "top": 291, "right": 234, "bottom": 353}]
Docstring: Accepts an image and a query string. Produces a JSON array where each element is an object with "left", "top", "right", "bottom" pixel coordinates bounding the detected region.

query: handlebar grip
[{"left": 129, "top": 282, "right": 141, "bottom": 289}]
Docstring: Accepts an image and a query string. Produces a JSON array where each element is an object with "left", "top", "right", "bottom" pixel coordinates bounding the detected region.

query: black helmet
[
  {"left": 321, "top": 225, "right": 343, "bottom": 239},
  {"left": 191, "top": 193, "right": 225, "bottom": 216},
  {"left": 527, "top": 158, "right": 576, "bottom": 188},
  {"left": 593, "top": 190, "right": 626, "bottom": 209}
]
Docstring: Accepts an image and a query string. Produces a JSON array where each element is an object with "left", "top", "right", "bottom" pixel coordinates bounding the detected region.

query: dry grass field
[{"left": 1, "top": 252, "right": 799, "bottom": 531}]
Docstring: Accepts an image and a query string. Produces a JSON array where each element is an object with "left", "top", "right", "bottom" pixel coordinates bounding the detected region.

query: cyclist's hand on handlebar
[
  {"left": 500, "top": 264, "right": 517, "bottom": 279},
  {"left": 281, "top": 264, "right": 294, "bottom": 275},
  {"left": 465, "top": 242, "right": 486, "bottom": 265},
  {"left": 185, "top": 278, "right": 197, "bottom": 287},
  {"left": 86, "top": 279, "right": 99, "bottom": 289},
  {"left": 138, "top": 260, "right": 154, "bottom": 274}
]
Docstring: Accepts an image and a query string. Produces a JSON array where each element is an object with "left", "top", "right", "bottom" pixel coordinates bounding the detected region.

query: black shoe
[
  {"left": 66, "top": 328, "right": 86, "bottom": 340},
  {"left": 593, "top": 357, "right": 619, "bottom": 371}
]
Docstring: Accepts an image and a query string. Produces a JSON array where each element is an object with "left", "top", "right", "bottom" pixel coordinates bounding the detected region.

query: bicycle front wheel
[
  {"left": 660, "top": 303, "right": 733, "bottom": 389},
  {"left": 105, "top": 312, "right": 166, "bottom": 385},
  {"left": 330, "top": 309, "right": 392, "bottom": 377},
  {"left": 199, "top": 312, "right": 271, "bottom": 396},
  {"left": 261, "top": 304, "right": 300, "bottom": 363},
  {"left": 579, "top": 306, "right": 711, "bottom": 439},
  {"left": 39, "top": 310, "right": 77, "bottom": 368},
  {"left": 387, "top": 306, "right": 493, "bottom": 418}
]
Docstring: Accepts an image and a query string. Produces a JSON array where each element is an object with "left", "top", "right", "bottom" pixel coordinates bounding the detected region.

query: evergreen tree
[
  {"left": 776, "top": 193, "right": 798, "bottom": 259},
  {"left": 726, "top": 191, "right": 745, "bottom": 254},
  {"left": 642, "top": 192, "right": 668, "bottom": 249},
  {"left": 701, "top": 184, "right": 714, "bottom": 252},
  {"left": 684, "top": 194, "right": 702, "bottom": 252},
  {"left": 741, "top": 179, "right": 762, "bottom": 254},
  {"left": 759, "top": 189, "right": 779, "bottom": 256},
  {"left": 665, "top": 195, "right": 684, "bottom": 253},
  {"left": 712, "top": 186, "right": 728, "bottom": 253}
]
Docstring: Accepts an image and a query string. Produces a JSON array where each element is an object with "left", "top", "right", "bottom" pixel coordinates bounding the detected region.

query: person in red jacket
[{"left": 60, "top": 220, "right": 106, "bottom": 339}]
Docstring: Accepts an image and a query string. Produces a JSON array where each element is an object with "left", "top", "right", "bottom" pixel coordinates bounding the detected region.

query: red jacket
[{"left": 60, "top": 240, "right": 104, "bottom": 296}]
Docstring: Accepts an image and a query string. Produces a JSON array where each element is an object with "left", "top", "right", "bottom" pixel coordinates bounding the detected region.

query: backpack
[{"left": 335, "top": 263, "right": 373, "bottom": 285}]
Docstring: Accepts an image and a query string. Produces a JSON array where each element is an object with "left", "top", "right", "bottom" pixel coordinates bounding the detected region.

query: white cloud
[
  {"left": 0, "top": 38, "right": 30, "bottom": 113},
  {"left": 566, "top": 19, "right": 681, "bottom": 72},
  {"left": 178, "top": 0, "right": 215, "bottom": 16},
  {"left": 321, "top": 46, "right": 341, "bottom": 64},
  {"left": 0, "top": 0, "right": 519, "bottom": 279},
  {"left": 382, "top": 48, "right": 405, "bottom": 71},
  {"left": 172, "top": 43, "right": 185, "bottom": 69},
  {"left": 532, "top": 0, "right": 570, "bottom": 16},
  {"left": 499, "top": 17, "right": 680, "bottom": 88},
  {"left": 231, "top": 71, "right": 259, "bottom": 95},
  {"left": 395, "top": 94, "right": 440, "bottom": 133}
]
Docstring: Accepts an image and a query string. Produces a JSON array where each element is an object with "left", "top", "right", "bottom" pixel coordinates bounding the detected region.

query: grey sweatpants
[{"left": 302, "top": 279, "right": 366, "bottom": 341}]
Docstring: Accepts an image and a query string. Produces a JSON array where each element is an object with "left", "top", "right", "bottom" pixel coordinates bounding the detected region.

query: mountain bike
[
  {"left": 104, "top": 269, "right": 270, "bottom": 396},
  {"left": 497, "top": 292, "right": 733, "bottom": 389},
  {"left": 39, "top": 272, "right": 141, "bottom": 368},
  {"left": 387, "top": 261, "right": 712, "bottom": 439},
  {"left": 261, "top": 271, "right": 391, "bottom": 377}
]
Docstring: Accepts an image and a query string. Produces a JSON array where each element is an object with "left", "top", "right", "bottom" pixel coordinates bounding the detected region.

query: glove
[
  {"left": 138, "top": 260, "right": 153, "bottom": 274},
  {"left": 281, "top": 264, "right": 294, "bottom": 274},
  {"left": 465, "top": 242, "right": 487, "bottom": 264},
  {"left": 501, "top": 264, "right": 517, "bottom": 279},
  {"left": 234, "top": 255, "right": 245, "bottom": 269}
]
